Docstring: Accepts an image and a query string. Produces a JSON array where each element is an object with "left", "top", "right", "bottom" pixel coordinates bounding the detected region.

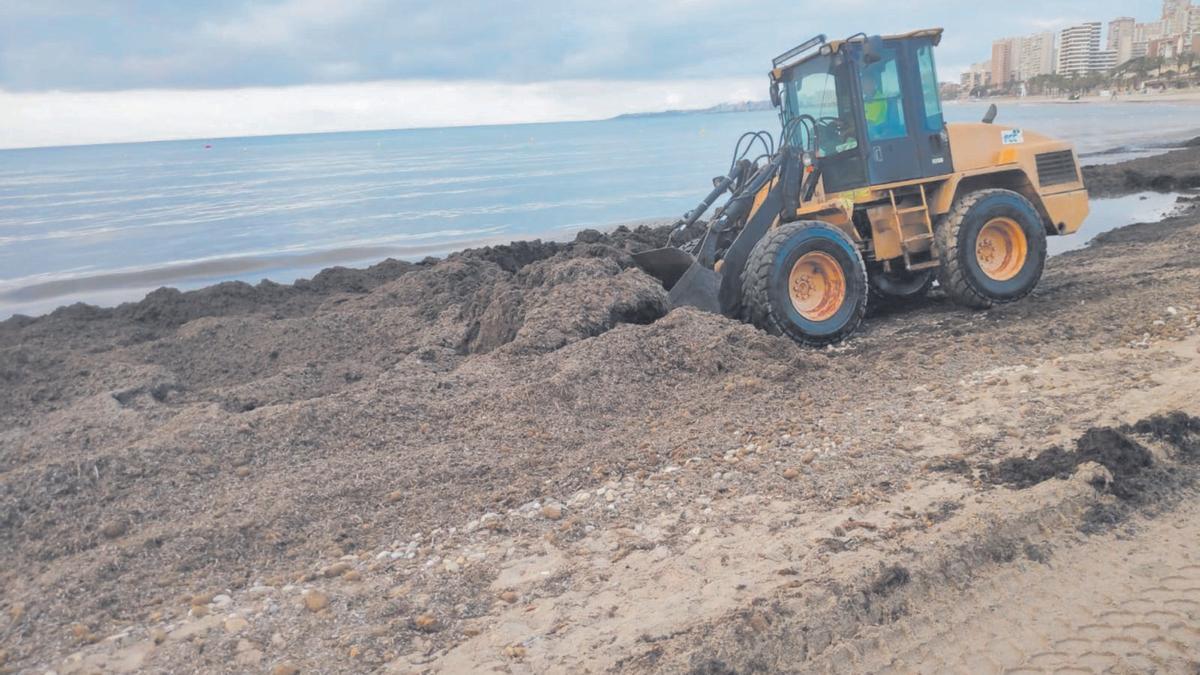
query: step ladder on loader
[{"left": 883, "top": 183, "right": 939, "bottom": 273}]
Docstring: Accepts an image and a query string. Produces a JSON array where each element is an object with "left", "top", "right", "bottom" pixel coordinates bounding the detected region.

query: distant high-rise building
[
  {"left": 1018, "top": 32, "right": 1057, "bottom": 80},
  {"left": 1129, "top": 19, "right": 1165, "bottom": 61},
  {"left": 1148, "top": 28, "right": 1199, "bottom": 59},
  {"left": 1149, "top": 34, "right": 1179, "bottom": 59},
  {"left": 961, "top": 61, "right": 992, "bottom": 91},
  {"left": 1162, "top": 0, "right": 1193, "bottom": 36},
  {"left": 1114, "top": 35, "right": 1135, "bottom": 66},
  {"left": 1135, "top": 20, "right": 1166, "bottom": 42},
  {"left": 968, "top": 4, "right": 1200, "bottom": 83},
  {"left": 1057, "top": 22, "right": 1102, "bottom": 76},
  {"left": 991, "top": 38, "right": 1019, "bottom": 87},
  {"left": 1108, "top": 17, "right": 1136, "bottom": 51},
  {"left": 1108, "top": 17, "right": 1137, "bottom": 65}
]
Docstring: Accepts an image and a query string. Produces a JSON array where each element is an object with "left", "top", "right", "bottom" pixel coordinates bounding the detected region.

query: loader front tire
[
  {"left": 742, "top": 221, "right": 868, "bottom": 346},
  {"left": 935, "top": 189, "right": 1046, "bottom": 310}
]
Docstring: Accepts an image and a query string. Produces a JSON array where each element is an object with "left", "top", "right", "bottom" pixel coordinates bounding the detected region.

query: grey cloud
[{"left": 0, "top": 0, "right": 1162, "bottom": 92}]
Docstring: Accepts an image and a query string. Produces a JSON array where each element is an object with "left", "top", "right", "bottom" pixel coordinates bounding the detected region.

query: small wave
[
  {"left": 0, "top": 235, "right": 504, "bottom": 306},
  {"left": 1080, "top": 137, "right": 1194, "bottom": 159},
  {"left": 1078, "top": 145, "right": 1136, "bottom": 158}
]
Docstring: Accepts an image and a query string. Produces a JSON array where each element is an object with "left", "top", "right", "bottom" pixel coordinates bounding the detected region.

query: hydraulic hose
[{"left": 667, "top": 163, "right": 742, "bottom": 245}]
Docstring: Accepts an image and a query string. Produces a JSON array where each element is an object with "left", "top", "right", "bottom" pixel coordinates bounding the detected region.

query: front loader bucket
[
  {"left": 632, "top": 247, "right": 696, "bottom": 290},
  {"left": 632, "top": 247, "right": 723, "bottom": 315},
  {"left": 666, "top": 262, "right": 723, "bottom": 314}
]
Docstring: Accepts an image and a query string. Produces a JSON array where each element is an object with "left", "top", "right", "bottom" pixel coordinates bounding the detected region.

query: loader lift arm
[{"left": 638, "top": 136, "right": 805, "bottom": 315}]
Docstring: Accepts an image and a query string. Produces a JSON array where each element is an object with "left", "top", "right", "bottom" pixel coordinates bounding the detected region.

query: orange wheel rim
[
  {"left": 975, "top": 217, "right": 1027, "bottom": 281},
  {"left": 788, "top": 251, "right": 846, "bottom": 322}
]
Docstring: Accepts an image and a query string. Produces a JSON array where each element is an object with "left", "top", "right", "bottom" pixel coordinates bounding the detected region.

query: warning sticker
[{"left": 1001, "top": 128, "right": 1024, "bottom": 145}]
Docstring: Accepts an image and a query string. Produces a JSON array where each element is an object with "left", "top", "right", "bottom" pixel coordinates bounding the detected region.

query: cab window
[
  {"left": 858, "top": 47, "right": 908, "bottom": 141},
  {"left": 916, "top": 44, "right": 944, "bottom": 132},
  {"left": 782, "top": 57, "right": 859, "bottom": 157}
]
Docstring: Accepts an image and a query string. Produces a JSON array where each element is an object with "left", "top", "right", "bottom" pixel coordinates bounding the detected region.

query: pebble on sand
[
  {"left": 189, "top": 604, "right": 210, "bottom": 618},
  {"left": 224, "top": 615, "right": 250, "bottom": 633},
  {"left": 70, "top": 623, "right": 97, "bottom": 644},
  {"left": 235, "top": 647, "right": 264, "bottom": 667},
  {"left": 302, "top": 590, "right": 330, "bottom": 612},
  {"left": 190, "top": 592, "right": 215, "bottom": 606},
  {"left": 504, "top": 644, "right": 528, "bottom": 659},
  {"left": 541, "top": 504, "right": 564, "bottom": 520},
  {"left": 782, "top": 468, "right": 799, "bottom": 480},
  {"left": 323, "top": 562, "right": 352, "bottom": 578},
  {"left": 100, "top": 520, "right": 128, "bottom": 539},
  {"left": 270, "top": 663, "right": 300, "bottom": 675}
]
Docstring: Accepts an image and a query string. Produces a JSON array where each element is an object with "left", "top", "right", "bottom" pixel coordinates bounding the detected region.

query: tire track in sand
[{"left": 829, "top": 499, "right": 1200, "bottom": 674}]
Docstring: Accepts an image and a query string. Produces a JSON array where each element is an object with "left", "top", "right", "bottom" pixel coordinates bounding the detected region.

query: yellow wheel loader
[{"left": 634, "top": 29, "right": 1089, "bottom": 345}]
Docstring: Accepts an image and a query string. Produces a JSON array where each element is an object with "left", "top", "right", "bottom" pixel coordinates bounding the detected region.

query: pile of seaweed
[{"left": 982, "top": 411, "right": 1200, "bottom": 531}]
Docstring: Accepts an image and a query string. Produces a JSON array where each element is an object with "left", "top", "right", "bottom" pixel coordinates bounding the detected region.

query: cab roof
[{"left": 771, "top": 28, "right": 944, "bottom": 79}]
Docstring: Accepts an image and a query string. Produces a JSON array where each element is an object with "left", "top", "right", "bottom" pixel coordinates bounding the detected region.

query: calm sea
[{"left": 1, "top": 101, "right": 1197, "bottom": 318}]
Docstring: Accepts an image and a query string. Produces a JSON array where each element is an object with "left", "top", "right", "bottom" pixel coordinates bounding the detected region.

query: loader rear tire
[
  {"left": 935, "top": 189, "right": 1046, "bottom": 310},
  {"left": 742, "top": 221, "right": 868, "bottom": 346}
]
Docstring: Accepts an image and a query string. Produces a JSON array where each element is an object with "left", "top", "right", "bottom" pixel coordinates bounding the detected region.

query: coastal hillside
[{"left": 612, "top": 100, "right": 774, "bottom": 119}]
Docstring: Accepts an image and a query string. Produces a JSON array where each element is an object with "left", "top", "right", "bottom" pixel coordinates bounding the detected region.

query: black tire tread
[
  {"left": 739, "top": 225, "right": 776, "bottom": 325},
  {"left": 741, "top": 221, "right": 868, "bottom": 346},
  {"left": 935, "top": 188, "right": 1046, "bottom": 310}
]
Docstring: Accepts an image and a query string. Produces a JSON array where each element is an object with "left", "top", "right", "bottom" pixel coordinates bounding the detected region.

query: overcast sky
[{"left": 0, "top": 0, "right": 1165, "bottom": 148}]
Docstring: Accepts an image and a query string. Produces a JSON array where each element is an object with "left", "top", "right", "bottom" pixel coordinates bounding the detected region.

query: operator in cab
[{"left": 860, "top": 69, "right": 903, "bottom": 140}]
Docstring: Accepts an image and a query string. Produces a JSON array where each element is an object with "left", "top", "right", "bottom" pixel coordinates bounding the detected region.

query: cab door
[
  {"left": 904, "top": 38, "right": 954, "bottom": 177},
  {"left": 855, "top": 44, "right": 922, "bottom": 185}
]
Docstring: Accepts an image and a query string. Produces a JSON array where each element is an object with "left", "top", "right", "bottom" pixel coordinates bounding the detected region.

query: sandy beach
[
  {"left": 2, "top": 147, "right": 1200, "bottom": 673},
  {"left": 954, "top": 89, "right": 1200, "bottom": 105}
]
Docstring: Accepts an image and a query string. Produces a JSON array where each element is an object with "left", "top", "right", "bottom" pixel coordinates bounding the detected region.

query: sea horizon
[{"left": 8, "top": 92, "right": 1196, "bottom": 153}]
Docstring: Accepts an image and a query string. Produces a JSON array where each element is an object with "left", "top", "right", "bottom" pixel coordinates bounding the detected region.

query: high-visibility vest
[{"left": 865, "top": 96, "right": 887, "bottom": 125}]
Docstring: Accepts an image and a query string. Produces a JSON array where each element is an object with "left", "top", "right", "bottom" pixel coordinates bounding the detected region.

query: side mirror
[
  {"left": 863, "top": 35, "right": 883, "bottom": 64},
  {"left": 982, "top": 103, "right": 998, "bottom": 124},
  {"left": 769, "top": 82, "right": 781, "bottom": 108}
]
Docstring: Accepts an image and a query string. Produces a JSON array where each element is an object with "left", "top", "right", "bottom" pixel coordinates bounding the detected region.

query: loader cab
[{"left": 775, "top": 30, "right": 953, "bottom": 192}]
